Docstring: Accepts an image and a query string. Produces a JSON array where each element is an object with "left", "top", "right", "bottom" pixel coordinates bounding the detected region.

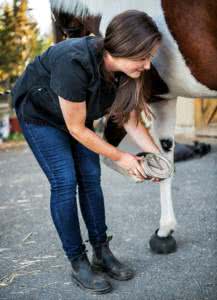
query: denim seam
[
  {"left": 23, "top": 123, "right": 67, "bottom": 240},
  {"left": 26, "top": 124, "right": 84, "bottom": 255},
  {"left": 25, "top": 123, "right": 58, "bottom": 188},
  {"left": 17, "top": 118, "right": 84, "bottom": 258},
  {"left": 76, "top": 152, "right": 101, "bottom": 241}
]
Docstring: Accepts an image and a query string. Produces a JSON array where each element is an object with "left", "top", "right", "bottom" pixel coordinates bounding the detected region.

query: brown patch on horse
[
  {"left": 52, "top": 10, "right": 102, "bottom": 42},
  {"left": 162, "top": 0, "right": 217, "bottom": 90}
]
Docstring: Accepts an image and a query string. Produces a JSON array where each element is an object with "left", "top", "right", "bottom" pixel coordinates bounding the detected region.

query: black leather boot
[
  {"left": 91, "top": 236, "right": 134, "bottom": 281},
  {"left": 69, "top": 251, "right": 112, "bottom": 294}
]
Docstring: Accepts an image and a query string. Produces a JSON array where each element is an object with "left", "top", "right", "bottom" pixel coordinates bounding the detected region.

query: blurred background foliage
[
  {"left": 0, "top": 0, "right": 53, "bottom": 89},
  {"left": 0, "top": 0, "right": 53, "bottom": 140}
]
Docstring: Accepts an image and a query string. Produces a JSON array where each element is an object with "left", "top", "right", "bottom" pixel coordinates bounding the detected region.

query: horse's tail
[{"left": 50, "top": 0, "right": 102, "bottom": 42}]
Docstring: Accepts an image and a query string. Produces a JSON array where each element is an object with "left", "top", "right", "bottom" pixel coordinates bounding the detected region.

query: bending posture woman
[{"left": 12, "top": 10, "right": 162, "bottom": 294}]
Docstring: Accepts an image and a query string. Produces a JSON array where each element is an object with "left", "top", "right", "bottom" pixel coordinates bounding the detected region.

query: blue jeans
[{"left": 16, "top": 114, "right": 108, "bottom": 259}]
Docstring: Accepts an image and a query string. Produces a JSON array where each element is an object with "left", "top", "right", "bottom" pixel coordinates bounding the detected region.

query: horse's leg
[
  {"left": 103, "top": 117, "right": 127, "bottom": 147},
  {"left": 101, "top": 117, "right": 132, "bottom": 175},
  {"left": 148, "top": 99, "right": 178, "bottom": 254},
  {"left": 103, "top": 104, "right": 177, "bottom": 254}
]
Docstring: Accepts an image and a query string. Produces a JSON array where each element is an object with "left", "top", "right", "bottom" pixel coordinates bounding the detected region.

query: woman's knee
[
  {"left": 77, "top": 171, "right": 101, "bottom": 192},
  {"left": 50, "top": 173, "right": 77, "bottom": 195}
]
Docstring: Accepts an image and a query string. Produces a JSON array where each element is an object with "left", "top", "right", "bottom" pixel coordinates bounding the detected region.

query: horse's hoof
[{"left": 149, "top": 229, "right": 177, "bottom": 254}]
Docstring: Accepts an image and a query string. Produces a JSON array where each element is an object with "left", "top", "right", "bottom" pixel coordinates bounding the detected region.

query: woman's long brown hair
[{"left": 98, "top": 10, "right": 162, "bottom": 127}]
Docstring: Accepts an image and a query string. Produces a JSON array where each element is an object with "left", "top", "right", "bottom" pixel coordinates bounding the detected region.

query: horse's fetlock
[{"left": 160, "top": 138, "right": 174, "bottom": 152}]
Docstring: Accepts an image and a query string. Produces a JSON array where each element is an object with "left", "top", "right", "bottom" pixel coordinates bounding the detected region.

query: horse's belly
[{"left": 156, "top": 0, "right": 217, "bottom": 99}]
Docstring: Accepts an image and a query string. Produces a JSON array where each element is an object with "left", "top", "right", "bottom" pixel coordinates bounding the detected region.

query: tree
[
  {"left": 0, "top": 0, "right": 53, "bottom": 121},
  {"left": 0, "top": 0, "right": 52, "bottom": 85},
  {"left": 12, "top": 0, "right": 39, "bottom": 77},
  {"left": 0, "top": 3, "right": 16, "bottom": 82}
]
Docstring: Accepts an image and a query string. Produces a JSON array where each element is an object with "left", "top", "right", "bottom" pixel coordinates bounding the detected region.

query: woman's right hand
[{"left": 115, "top": 152, "right": 147, "bottom": 180}]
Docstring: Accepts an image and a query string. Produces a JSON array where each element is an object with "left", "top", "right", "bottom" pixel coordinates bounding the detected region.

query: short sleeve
[{"left": 50, "top": 55, "right": 88, "bottom": 102}]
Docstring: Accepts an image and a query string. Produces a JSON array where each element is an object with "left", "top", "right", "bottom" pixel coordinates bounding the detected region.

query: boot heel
[
  {"left": 91, "top": 236, "right": 134, "bottom": 281},
  {"left": 92, "top": 263, "right": 104, "bottom": 272},
  {"left": 70, "top": 252, "right": 112, "bottom": 294}
]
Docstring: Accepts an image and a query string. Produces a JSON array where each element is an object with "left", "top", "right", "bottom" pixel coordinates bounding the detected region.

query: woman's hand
[
  {"left": 115, "top": 152, "right": 161, "bottom": 182},
  {"left": 115, "top": 152, "right": 147, "bottom": 181}
]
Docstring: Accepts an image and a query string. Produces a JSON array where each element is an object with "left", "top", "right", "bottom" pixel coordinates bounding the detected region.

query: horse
[{"left": 49, "top": 0, "right": 217, "bottom": 254}]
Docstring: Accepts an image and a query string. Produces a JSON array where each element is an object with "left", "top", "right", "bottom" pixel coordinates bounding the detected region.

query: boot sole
[
  {"left": 71, "top": 274, "right": 113, "bottom": 295},
  {"left": 92, "top": 264, "right": 134, "bottom": 281}
]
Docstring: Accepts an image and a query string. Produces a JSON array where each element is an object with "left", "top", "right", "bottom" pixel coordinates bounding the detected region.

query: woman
[{"left": 12, "top": 10, "right": 162, "bottom": 294}]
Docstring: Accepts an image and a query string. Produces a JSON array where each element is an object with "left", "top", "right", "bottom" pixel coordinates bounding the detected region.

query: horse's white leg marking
[{"left": 149, "top": 99, "right": 177, "bottom": 237}]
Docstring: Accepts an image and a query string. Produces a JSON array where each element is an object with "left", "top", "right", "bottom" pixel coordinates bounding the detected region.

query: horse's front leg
[{"left": 148, "top": 99, "right": 178, "bottom": 254}]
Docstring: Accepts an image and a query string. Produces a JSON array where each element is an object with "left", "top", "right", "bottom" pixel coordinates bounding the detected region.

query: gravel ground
[{"left": 0, "top": 136, "right": 216, "bottom": 300}]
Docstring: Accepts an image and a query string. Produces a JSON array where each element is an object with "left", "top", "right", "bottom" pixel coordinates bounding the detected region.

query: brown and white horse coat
[{"left": 50, "top": 0, "right": 217, "bottom": 251}]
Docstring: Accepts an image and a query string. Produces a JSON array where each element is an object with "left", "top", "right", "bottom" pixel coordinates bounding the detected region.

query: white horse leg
[{"left": 148, "top": 98, "right": 177, "bottom": 253}]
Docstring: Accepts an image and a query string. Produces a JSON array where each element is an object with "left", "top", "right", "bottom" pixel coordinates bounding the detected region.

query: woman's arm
[
  {"left": 59, "top": 97, "right": 146, "bottom": 179},
  {"left": 123, "top": 110, "right": 161, "bottom": 154},
  {"left": 59, "top": 97, "right": 122, "bottom": 161}
]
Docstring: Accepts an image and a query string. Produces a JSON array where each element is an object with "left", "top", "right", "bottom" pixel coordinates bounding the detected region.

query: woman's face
[
  {"left": 118, "top": 43, "right": 160, "bottom": 78},
  {"left": 105, "top": 43, "right": 160, "bottom": 78}
]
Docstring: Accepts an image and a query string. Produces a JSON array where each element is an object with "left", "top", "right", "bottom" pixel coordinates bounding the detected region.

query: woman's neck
[{"left": 103, "top": 51, "right": 118, "bottom": 72}]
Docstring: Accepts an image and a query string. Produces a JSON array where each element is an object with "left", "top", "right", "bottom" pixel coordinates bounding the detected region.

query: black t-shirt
[{"left": 12, "top": 36, "right": 119, "bottom": 132}]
